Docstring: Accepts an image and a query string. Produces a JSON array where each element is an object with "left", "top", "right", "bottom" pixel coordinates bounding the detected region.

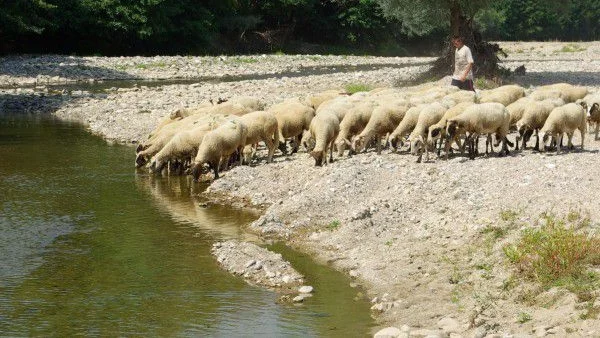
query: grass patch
[
  {"left": 474, "top": 77, "right": 500, "bottom": 90},
  {"left": 556, "top": 43, "right": 587, "bottom": 53},
  {"left": 344, "top": 83, "right": 374, "bottom": 94},
  {"left": 326, "top": 220, "right": 340, "bottom": 231},
  {"left": 503, "top": 212, "right": 600, "bottom": 300},
  {"left": 517, "top": 312, "right": 532, "bottom": 323}
]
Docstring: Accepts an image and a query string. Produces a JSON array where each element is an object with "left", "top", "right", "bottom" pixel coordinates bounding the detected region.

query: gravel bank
[
  {"left": 211, "top": 240, "right": 305, "bottom": 294},
  {"left": 0, "top": 54, "right": 433, "bottom": 87}
]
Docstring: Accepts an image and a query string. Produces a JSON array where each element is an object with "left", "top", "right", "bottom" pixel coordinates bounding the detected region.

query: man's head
[{"left": 452, "top": 35, "right": 464, "bottom": 48}]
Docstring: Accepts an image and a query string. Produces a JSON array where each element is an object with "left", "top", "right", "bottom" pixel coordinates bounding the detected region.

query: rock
[
  {"left": 473, "top": 327, "right": 487, "bottom": 338},
  {"left": 374, "top": 327, "right": 402, "bottom": 338},
  {"left": 292, "top": 295, "right": 304, "bottom": 303},
  {"left": 409, "top": 328, "right": 446, "bottom": 338},
  {"left": 437, "top": 317, "right": 461, "bottom": 333},
  {"left": 299, "top": 285, "right": 314, "bottom": 294}
]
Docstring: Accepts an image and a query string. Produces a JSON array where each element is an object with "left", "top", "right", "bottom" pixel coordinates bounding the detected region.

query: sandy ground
[{"left": 2, "top": 41, "right": 600, "bottom": 337}]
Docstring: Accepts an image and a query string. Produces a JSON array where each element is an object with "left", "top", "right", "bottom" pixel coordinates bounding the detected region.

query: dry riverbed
[{"left": 2, "top": 41, "right": 600, "bottom": 337}]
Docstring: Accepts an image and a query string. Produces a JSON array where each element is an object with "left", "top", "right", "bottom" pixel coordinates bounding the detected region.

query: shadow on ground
[{"left": 0, "top": 55, "right": 134, "bottom": 85}]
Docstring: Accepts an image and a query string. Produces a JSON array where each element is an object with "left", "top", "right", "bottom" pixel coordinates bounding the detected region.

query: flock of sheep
[{"left": 134, "top": 82, "right": 600, "bottom": 180}]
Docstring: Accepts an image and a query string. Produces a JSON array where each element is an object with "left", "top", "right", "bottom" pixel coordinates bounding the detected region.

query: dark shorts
[{"left": 451, "top": 78, "right": 475, "bottom": 91}]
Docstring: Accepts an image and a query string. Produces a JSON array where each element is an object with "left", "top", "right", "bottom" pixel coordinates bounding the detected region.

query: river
[{"left": 0, "top": 114, "right": 374, "bottom": 336}]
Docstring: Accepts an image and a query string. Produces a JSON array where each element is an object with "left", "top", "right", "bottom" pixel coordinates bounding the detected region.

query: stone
[
  {"left": 437, "top": 317, "right": 461, "bottom": 333},
  {"left": 292, "top": 296, "right": 304, "bottom": 303},
  {"left": 299, "top": 285, "right": 313, "bottom": 294},
  {"left": 374, "top": 326, "right": 402, "bottom": 338}
]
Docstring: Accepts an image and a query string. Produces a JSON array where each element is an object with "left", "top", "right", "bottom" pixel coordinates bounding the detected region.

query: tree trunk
[{"left": 414, "top": 1, "right": 507, "bottom": 84}]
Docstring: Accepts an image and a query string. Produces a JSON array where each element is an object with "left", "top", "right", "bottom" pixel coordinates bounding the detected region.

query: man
[{"left": 451, "top": 35, "right": 475, "bottom": 91}]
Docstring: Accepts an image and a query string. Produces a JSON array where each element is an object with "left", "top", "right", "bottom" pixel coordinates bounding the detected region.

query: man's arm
[{"left": 460, "top": 62, "right": 473, "bottom": 82}]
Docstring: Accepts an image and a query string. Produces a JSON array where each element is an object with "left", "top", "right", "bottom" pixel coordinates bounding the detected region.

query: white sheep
[
  {"left": 443, "top": 90, "right": 476, "bottom": 104},
  {"left": 539, "top": 103, "right": 586, "bottom": 154},
  {"left": 334, "top": 100, "right": 378, "bottom": 156},
  {"left": 227, "top": 96, "right": 265, "bottom": 111},
  {"left": 268, "top": 99, "right": 315, "bottom": 154},
  {"left": 427, "top": 101, "right": 475, "bottom": 159},
  {"left": 587, "top": 103, "right": 600, "bottom": 140},
  {"left": 239, "top": 111, "right": 279, "bottom": 163},
  {"left": 506, "top": 97, "right": 533, "bottom": 129},
  {"left": 136, "top": 112, "right": 229, "bottom": 168},
  {"left": 304, "top": 90, "right": 342, "bottom": 109},
  {"left": 353, "top": 103, "right": 410, "bottom": 154},
  {"left": 190, "top": 119, "right": 248, "bottom": 180},
  {"left": 306, "top": 112, "right": 340, "bottom": 166},
  {"left": 446, "top": 103, "right": 513, "bottom": 159},
  {"left": 479, "top": 85, "right": 525, "bottom": 106},
  {"left": 533, "top": 83, "right": 588, "bottom": 103},
  {"left": 148, "top": 115, "right": 228, "bottom": 173},
  {"left": 408, "top": 102, "right": 448, "bottom": 162},
  {"left": 388, "top": 104, "right": 426, "bottom": 151},
  {"left": 515, "top": 98, "right": 564, "bottom": 150}
]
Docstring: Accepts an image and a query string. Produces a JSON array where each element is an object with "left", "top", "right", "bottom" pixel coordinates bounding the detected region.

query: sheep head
[
  {"left": 446, "top": 120, "right": 460, "bottom": 138},
  {"left": 135, "top": 154, "right": 148, "bottom": 168},
  {"left": 149, "top": 156, "right": 167, "bottom": 174},
  {"left": 191, "top": 162, "right": 211, "bottom": 181},
  {"left": 301, "top": 130, "right": 315, "bottom": 152},
  {"left": 335, "top": 138, "right": 350, "bottom": 157},
  {"left": 591, "top": 103, "right": 600, "bottom": 116},
  {"left": 579, "top": 101, "right": 588, "bottom": 113},
  {"left": 310, "top": 150, "right": 324, "bottom": 166},
  {"left": 539, "top": 131, "right": 550, "bottom": 152},
  {"left": 352, "top": 135, "right": 366, "bottom": 153}
]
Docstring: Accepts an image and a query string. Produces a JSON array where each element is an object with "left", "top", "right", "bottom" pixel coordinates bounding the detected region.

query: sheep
[
  {"left": 305, "top": 112, "right": 340, "bottom": 166},
  {"left": 304, "top": 90, "right": 342, "bottom": 110},
  {"left": 353, "top": 103, "right": 411, "bottom": 154},
  {"left": 268, "top": 99, "right": 315, "bottom": 154},
  {"left": 515, "top": 98, "right": 565, "bottom": 150},
  {"left": 533, "top": 83, "right": 588, "bottom": 103},
  {"left": 388, "top": 105, "right": 427, "bottom": 151},
  {"left": 238, "top": 111, "right": 279, "bottom": 163},
  {"left": 334, "top": 100, "right": 378, "bottom": 156},
  {"left": 316, "top": 97, "right": 355, "bottom": 121},
  {"left": 227, "top": 96, "right": 265, "bottom": 111},
  {"left": 587, "top": 103, "right": 600, "bottom": 140},
  {"left": 443, "top": 90, "right": 476, "bottom": 104},
  {"left": 136, "top": 112, "right": 228, "bottom": 168},
  {"left": 427, "top": 101, "right": 475, "bottom": 159},
  {"left": 148, "top": 115, "right": 228, "bottom": 174},
  {"left": 446, "top": 103, "right": 513, "bottom": 159},
  {"left": 539, "top": 102, "right": 586, "bottom": 154},
  {"left": 479, "top": 85, "right": 525, "bottom": 106},
  {"left": 408, "top": 102, "right": 448, "bottom": 162},
  {"left": 190, "top": 119, "right": 248, "bottom": 180},
  {"left": 506, "top": 97, "right": 533, "bottom": 129}
]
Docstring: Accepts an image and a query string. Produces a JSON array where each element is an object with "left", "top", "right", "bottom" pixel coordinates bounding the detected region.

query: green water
[{"left": 0, "top": 115, "right": 374, "bottom": 336}]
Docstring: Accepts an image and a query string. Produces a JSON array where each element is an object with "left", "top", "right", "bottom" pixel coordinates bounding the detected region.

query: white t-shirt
[{"left": 453, "top": 45, "right": 474, "bottom": 81}]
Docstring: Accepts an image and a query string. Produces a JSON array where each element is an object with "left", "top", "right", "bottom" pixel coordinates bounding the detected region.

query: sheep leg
[
  {"left": 291, "top": 136, "right": 300, "bottom": 154},
  {"left": 376, "top": 136, "right": 382, "bottom": 155},
  {"left": 264, "top": 138, "right": 275, "bottom": 163},
  {"left": 567, "top": 132, "right": 574, "bottom": 150},
  {"left": 556, "top": 134, "right": 563, "bottom": 154},
  {"left": 328, "top": 140, "right": 335, "bottom": 164},
  {"left": 581, "top": 127, "right": 586, "bottom": 150},
  {"left": 213, "top": 161, "right": 220, "bottom": 179}
]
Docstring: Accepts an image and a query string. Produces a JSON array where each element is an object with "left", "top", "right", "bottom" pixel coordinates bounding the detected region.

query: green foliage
[
  {"left": 503, "top": 212, "right": 600, "bottom": 298},
  {"left": 344, "top": 83, "right": 374, "bottom": 94},
  {"left": 517, "top": 312, "right": 532, "bottom": 323},
  {"left": 326, "top": 220, "right": 340, "bottom": 231},
  {"left": 556, "top": 44, "right": 587, "bottom": 53}
]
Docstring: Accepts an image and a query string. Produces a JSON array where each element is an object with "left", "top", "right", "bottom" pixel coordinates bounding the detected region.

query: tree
[
  {"left": 375, "top": 0, "right": 505, "bottom": 78},
  {"left": 0, "top": 0, "right": 55, "bottom": 51}
]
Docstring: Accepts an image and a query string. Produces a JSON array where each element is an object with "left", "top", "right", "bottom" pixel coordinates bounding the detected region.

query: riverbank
[{"left": 2, "top": 41, "right": 600, "bottom": 337}]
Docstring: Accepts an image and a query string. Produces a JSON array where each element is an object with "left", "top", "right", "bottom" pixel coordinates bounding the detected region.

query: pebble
[
  {"left": 299, "top": 285, "right": 313, "bottom": 294},
  {"left": 374, "top": 327, "right": 402, "bottom": 338}
]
